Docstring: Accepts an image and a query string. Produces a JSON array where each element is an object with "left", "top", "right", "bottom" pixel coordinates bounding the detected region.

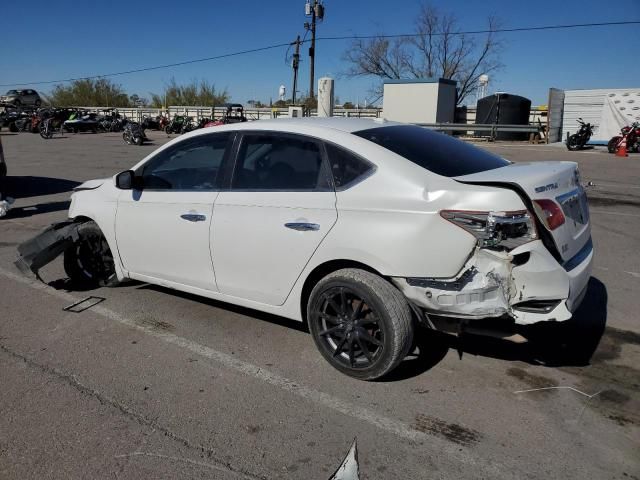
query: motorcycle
[
  {"left": 608, "top": 122, "right": 640, "bottom": 154},
  {"left": 164, "top": 115, "right": 186, "bottom": 134},
  {"left": 122, "top": 121, "right": 146, "bottom": 146},
  {"left": 566, "top": 118, "right": 595, "bottom": 151}
]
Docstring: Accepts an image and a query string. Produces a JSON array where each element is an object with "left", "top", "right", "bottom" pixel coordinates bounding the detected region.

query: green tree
[
  {"left": 150, "top": 78, "right": 229, "bottom": 107},
  {"left": 48, "top": 78, "right": 131, "bottom": 107}
]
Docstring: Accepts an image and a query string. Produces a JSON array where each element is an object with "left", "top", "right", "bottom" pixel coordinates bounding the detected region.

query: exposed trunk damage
[
  {"left": 14, "top": 220, "right": 81, "bottom": 280},
  {"left": 394, "top": 247, "right": 514, "bottom": 319}
]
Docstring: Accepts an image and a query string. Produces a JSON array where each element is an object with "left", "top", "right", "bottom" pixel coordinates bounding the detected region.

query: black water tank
[{"left": 475, "top": 93, "right": 531, "bottom": 140}]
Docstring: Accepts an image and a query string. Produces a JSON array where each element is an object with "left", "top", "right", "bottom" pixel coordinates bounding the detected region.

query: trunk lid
[{"left": 454, "top": 161, "right": 590, "bottom": 263}]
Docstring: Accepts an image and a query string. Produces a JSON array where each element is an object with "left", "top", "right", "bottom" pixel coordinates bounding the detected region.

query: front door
[
  {"left": 116, "top": 132, "right": 232, "bottom": 291},
  {"left": 212, "top": 132, "right": 337, "bottom": 305}
]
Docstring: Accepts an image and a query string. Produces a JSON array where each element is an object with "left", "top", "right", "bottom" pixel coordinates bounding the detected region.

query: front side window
[
  {"left": 325, "top": 143, "right": 374, "bottom": 189},
  {"left": 141, "top": 133, "right": 230, "bottom": 190},
  {"left": 353, "top": 125, "right": 509, "bottom": 177},
  {"left": 232, "top": 133, "right": 329, "bottom": 191}
]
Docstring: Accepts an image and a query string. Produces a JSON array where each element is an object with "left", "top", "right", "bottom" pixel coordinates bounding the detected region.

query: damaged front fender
[{"left": 14, "top": 220, "right": 81, "bottom": 279}]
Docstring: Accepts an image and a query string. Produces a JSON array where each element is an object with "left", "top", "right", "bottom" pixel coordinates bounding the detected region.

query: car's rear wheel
[
  {"left": 64, "top": 221, "right": 118, "bottom": 288},
  {"left": 307, "top": 268, "right": 414, "bottom": 380}
]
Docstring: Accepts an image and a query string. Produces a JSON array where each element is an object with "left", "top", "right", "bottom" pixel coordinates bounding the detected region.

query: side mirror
[{"left": 115, "top": 170, "right": 137, "bottom": 190}]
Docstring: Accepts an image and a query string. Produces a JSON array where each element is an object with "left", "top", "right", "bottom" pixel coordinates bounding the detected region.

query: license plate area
[{"left": 557, "top": 188, "right": 589, "bottom": 227}]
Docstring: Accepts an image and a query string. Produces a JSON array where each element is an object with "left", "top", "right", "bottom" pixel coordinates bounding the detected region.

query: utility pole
[
  {"left": 291, "top": 35, "right": 301, "bottom": 104},
  {"left": 305, "top": 0, "right": 324, "bottom": 99}
]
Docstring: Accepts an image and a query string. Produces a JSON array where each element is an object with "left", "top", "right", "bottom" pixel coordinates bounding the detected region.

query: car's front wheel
[
  {"left": 64, "top": 221, "right": 118, "bottom": 288},
  {"left": 308, "top": 268, "right": 414, "bottom": 380}
]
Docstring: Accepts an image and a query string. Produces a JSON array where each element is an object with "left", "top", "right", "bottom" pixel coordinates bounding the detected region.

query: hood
[{"left": 73, "top": 178, "right": 107, "bottom": 191}]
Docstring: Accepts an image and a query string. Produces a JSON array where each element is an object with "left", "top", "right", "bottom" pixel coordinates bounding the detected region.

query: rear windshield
[{"left": 353, "top": 125, "right": 509, "bottom": 177}]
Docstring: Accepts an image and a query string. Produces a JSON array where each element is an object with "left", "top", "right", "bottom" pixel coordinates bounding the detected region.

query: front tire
[
  {"left": 63, "top": 221, "right": 118, "bottom": 288},
  {"left": 307, "top": 269, "right": 414, "bottom": 380},
  {"left": 607, "top": 137, "right": 620, "bottom": 153}
]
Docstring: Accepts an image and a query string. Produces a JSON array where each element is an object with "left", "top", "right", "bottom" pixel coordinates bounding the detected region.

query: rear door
[{"left": 211, "top": 131, "right": 337, "bottom": 305}]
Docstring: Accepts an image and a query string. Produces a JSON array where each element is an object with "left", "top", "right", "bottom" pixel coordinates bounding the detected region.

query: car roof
[{"left": 204, "top": 116, "right": 401, "bottom": 135}]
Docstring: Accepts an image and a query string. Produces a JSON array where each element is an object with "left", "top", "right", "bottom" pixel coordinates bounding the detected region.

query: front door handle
[
  {"left": 285, "top": 222, "right": 320, "bottom": 231},
  {"left": 180, "top": 213, "right": 207, "bottom": 222}
]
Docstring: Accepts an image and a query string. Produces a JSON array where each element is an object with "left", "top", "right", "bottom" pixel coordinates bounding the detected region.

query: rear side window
[
  {"left": 353, "top": 125, "right": 509, "bottom": 177},
  {"left": 232, "top": 133, "right": 329, "bottom": 191},
  {"left": 325, "top": 143, "right": 374, "bottom": 189}
]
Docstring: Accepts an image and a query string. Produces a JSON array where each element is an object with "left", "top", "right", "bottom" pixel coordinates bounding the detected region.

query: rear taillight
[
  {"left": 440, "top": 210, "right": 537, "bottom": 250},
  {"left": 532, "top": 199, "right": 565, "bottom": 230}
]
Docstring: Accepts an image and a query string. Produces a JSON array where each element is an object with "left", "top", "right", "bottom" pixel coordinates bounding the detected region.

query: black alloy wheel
[{"left": 308, "top": 269, "right": 414, "bottom": 380}]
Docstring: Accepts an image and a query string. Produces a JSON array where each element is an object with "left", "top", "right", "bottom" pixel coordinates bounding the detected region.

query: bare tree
[{"left": 343, "top": 4, "right": 502, "bottom": 105}]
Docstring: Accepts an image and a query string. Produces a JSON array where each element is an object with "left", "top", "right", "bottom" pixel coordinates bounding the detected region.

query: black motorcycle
[
  {"left": 122, "top": 121, "right": 146, "bottom": 146},
  {"left": 566, "top": 118, "right": 595, "bottom": 151}
]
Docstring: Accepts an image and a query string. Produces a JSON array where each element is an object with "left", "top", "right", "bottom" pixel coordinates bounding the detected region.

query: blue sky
[{"left": 1, "top": 0, "right": 638, "bottom": 106}]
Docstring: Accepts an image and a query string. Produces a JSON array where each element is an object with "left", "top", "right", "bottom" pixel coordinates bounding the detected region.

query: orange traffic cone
[{"left": 616, "top": 138, "right": 628, "bottom": 157}]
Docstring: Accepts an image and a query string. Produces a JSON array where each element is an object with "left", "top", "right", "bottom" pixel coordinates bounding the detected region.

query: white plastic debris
[
  {"left": 329, "top": 439, "right": 359, "bottom": 480},
  {"left": 0, "top": 197, "right": 14, "bottom": 218}
]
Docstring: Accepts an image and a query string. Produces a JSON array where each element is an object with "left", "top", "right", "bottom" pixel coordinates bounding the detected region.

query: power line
[
  {"left": 316, "top": 20, "right": 640, "bottom": 40},
  {"left": 1, "top": 20, "right": 638, "bottom": 87},
  {"left": 0, "top": 41, "right": 293, "bottom": 87}
]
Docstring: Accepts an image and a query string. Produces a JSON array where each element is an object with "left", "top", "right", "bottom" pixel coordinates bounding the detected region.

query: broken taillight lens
[
  {"left": 440, "top": 210, "right": 538, "bottom": 250},
  {"left": 532, "top": 199, "right": 565, "bottom": 230}
]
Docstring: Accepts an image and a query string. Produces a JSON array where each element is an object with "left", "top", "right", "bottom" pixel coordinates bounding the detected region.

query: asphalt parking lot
[{"left": 0, "top": 129, "right": 638, "bottom": 479}]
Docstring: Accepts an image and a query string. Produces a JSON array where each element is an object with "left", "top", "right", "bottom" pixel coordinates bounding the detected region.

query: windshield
[
  {"left": 6, "top": 90, "right": 17, "bottom": 95},
  {"left": 353, "top": 125, "right": 509, "bottom": 177}
]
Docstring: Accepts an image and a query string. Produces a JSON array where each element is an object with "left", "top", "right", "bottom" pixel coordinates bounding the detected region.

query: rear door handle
[
  {"left": 285, "top": 222, "right": 320, "bottom": 231},
  {"left": 181, "top": 213, "right": 207, "bottom": 222}
]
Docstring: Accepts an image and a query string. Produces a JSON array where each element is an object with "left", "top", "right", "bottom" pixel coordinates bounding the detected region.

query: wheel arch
[
  {"left": 299, "top": 259, "right": 385, "bottom": 324},
  {"left": 68, "top": 212, "right": 127, "bottom": 281}
]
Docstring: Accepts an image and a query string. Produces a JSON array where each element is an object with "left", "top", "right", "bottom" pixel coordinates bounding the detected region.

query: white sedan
[{"left": 16, "top": 118, "right": 593, "bottom": 379}]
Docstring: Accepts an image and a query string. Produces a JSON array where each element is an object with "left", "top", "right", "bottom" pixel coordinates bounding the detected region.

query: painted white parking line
[{"left": 0, "top": 265, "right": 503, "bottom": 476}]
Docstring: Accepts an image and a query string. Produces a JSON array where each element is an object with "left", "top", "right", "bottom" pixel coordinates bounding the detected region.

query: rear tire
[
  {"left": 307, "top": 268, "right": 414, "bottom": 380},
  {"left": 64, "top": 221, "right": 118, "bottom": 288}
]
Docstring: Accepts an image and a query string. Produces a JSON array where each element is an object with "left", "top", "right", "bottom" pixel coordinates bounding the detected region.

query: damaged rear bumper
[
  {"left": 14, "top": 220, "right": 80, "bottom": 279},
  {"left": 392, "top": 239, "right": 593, "bottom": 325}
]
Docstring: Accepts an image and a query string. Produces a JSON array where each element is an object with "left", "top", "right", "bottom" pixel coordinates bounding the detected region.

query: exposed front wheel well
[{"left": 300, "top": 260, "right": 384, "bottom": 324}]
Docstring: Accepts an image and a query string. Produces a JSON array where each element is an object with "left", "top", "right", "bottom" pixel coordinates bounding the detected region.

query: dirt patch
[
  {"left": 591, "top": 327, "right": 640, "bottom": 363},
  {"left": 412, "top": 414, "right": 481, "bottom": 445},
  {"left": 507, "top": 367, "right": 557, "bottom": 389}
]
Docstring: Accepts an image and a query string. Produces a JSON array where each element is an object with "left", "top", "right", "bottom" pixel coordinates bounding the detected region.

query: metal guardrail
[{"left": 416, "top": 123, "right": 543, "bottom": 133}]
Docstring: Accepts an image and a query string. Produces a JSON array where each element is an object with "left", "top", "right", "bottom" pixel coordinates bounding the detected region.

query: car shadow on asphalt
[
  {"left": 50, "top": 277, "right": 608, "bottom": 382},
  {"left": 135, "top": 283, "right": 310, "bottom": 333},
  {"left": 450, "top": 277, "right": 608, "bottom": 368},
  {"left": 4, "top": 200, "right": 71, "bottom": 219},
  {"left": 1, "top": 176, "right": 80, "bottom": 198}
]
